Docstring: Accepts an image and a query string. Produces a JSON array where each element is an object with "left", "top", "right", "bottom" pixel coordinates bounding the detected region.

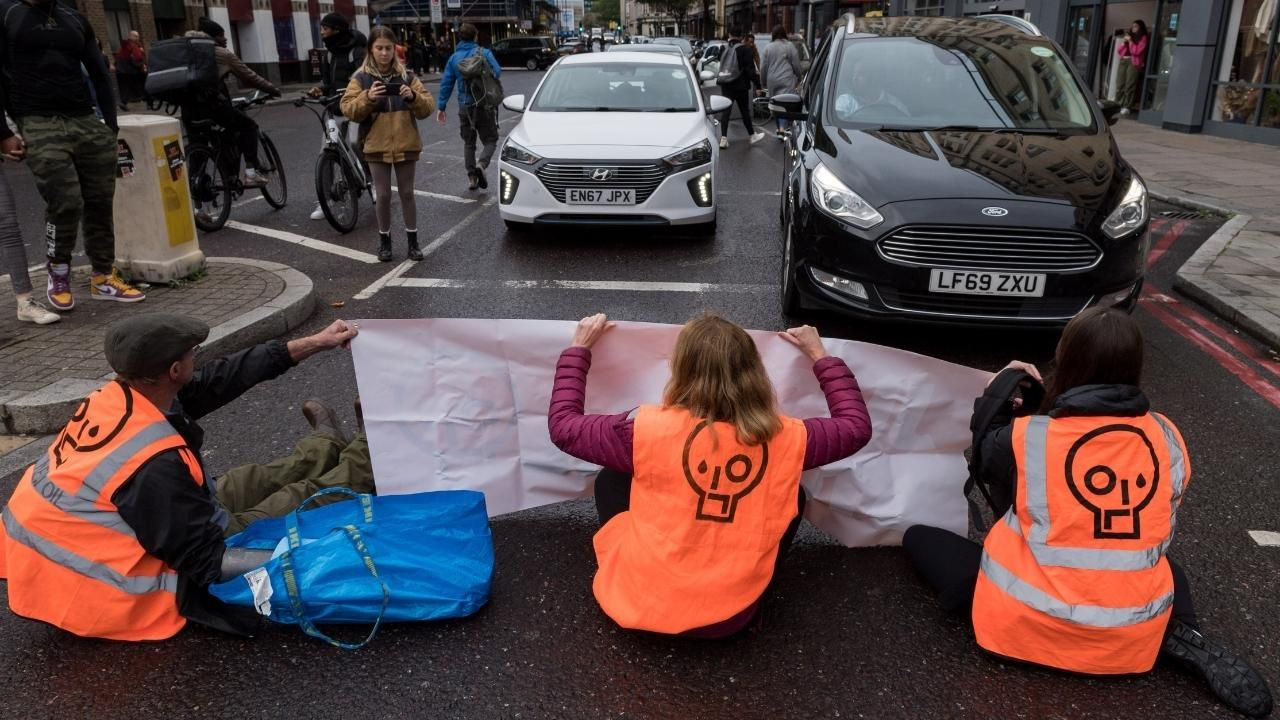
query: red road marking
[{"left": 1146, "top": 219, "right": 1188, "bottom": 268}]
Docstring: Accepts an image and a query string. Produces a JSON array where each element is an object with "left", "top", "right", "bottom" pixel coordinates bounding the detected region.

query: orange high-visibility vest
[
  {"left": 972, "top": 412, "right": 1190, "bottom": 674},
  {"left": 593, "top": 405, "right": 807, "bottom": 633},
  {"left": 1, "top": 380, "right": 204, "bottom": 641}
]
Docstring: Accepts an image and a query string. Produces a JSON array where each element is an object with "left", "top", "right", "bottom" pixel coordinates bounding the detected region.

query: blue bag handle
[
  {"left": 280, "top": 523, "right": 391, "bottom": 650},
  {"left": 285, "top": 487, "right": 375, "bottom": 550}
]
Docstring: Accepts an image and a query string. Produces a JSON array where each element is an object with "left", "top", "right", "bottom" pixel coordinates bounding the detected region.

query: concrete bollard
[{"left": 112, "top": 115, "right": 206, "bottom": 283}]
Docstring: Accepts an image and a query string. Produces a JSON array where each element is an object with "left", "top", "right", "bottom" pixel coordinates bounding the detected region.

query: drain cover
[{"left": 1159, "top": 210, "right": 1201, "bottom": 220}]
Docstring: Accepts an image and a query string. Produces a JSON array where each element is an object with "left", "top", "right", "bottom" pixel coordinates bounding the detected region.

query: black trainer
[
  {"left": 406, "top": 230, "right": 423, "bottom": 261},
  {"left": 377, "top": 232, "right": 393, "bottom": 262},
  {"left": 1164, "top": 620, "right": 1274, "bottom": 718},
  {"left": 476, "top": 165, "right": 489, "bottom": 190},
  {"left": 467, "top": 170, "right": 480, "bottom": 191}
]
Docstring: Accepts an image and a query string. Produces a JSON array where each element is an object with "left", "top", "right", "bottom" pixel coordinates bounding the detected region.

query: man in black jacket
[
  {"left": 717, "top": 27, "right": 764, "bottom": 149},
  {"left": 308, "top": 12, "right": 367, "bottom": 220},
  {"left": 104, "top": 313, "right": 371, "bottom": 634}
]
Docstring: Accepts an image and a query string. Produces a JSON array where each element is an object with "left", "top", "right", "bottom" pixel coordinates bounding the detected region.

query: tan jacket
[{"left": 341, "top": 70, "right": 435, "bottom": 163}]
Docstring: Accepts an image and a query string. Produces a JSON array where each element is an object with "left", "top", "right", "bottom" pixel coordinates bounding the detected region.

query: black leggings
[
  {"left": 902, "top": 524, "right": 1198, "bottom": 630},
  {"left": 719, "top": 85, "right": 755, "bottom": 137}
]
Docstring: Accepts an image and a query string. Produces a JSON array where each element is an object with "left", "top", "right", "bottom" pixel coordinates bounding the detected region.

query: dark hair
[
  {"left": 320, "top": 12, "right": 350, "bottom": 32},
  {"left": 1044, "top": 307, "right": 1144, "bottom": 408},
  {"left": 1130, "top": 19, "right": 1148, "bottom": 38},
  {"left": 197, "top": 17, "right": 224, "bottom": 37},
  {"left": 771, "top": 25, "right": 787, "bottom": 41},
  {"left": 729, "top": 26, "right": 743, "bottom": 39},
  {"left": 459, "top": 23, "right": 477, "bottom": 41}
]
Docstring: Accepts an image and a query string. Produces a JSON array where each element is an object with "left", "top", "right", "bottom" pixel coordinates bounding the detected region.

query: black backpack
[
  {"left": 145, "top": 36, "right": 221, "bottom": 105},
  {"left": 457, "top": 47, "right": 502, "bottom": 110},
  {"left": 963, "top": 369, "right": 1044, "bottom": 531}
]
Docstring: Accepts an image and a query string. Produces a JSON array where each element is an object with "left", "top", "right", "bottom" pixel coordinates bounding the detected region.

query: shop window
[
  {"left": 104, "top": 9, "right": 131, "bottom": 51},
  {"left": 1212, "top": 0, "right": 1280, "bottom": 126},
  {"left": 911, "top": 0, "right": 943, "bottom": 16},
  {"left": 1264, "top": 88, "right": 1280, "bottom": 127}
]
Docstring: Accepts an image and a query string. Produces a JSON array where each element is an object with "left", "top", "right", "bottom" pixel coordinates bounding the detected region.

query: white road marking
[
  {"left": 390, "top": 186, "right": 477, "bottom": 204},
  {"left": 224, "top": 221, "right": 382, "bottom": 263},
  {"left": 1248, "top": 530, "right": 1280, "bottom": 546},
  {"left": 352, "top": 197, "right": 497, "bottom": 299},
  {"left": 387, "top": 278, "right": 771, "bottom": 293},
  {"left": 233, "top": 195, "right": 266, "bottom": 208}
]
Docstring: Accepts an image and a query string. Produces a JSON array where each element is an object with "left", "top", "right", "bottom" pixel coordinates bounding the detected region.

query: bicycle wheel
[
  {"left": 258, "top": 132, "right": 288, "bottom": 209},
  {"left": 315, "top": 149, "right": 360, "bottom": 233},
  {"left": 187, "top": 144, "right": 232, "bottom": 232}
]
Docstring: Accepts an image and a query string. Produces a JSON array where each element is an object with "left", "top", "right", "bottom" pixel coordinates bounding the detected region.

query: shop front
[{"left": 1207, "top": 0, "right": 1280, "bottom": 141}]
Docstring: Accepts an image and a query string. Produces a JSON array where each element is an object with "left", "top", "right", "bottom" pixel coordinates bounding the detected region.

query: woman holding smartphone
[{"left": 341, "top": 26, "right": 436, "bottom": 262}]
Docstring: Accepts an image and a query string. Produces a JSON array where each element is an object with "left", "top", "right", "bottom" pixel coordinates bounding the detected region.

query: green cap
[{"left": 104, "top": 313, "right": 210, "bottom": 378}]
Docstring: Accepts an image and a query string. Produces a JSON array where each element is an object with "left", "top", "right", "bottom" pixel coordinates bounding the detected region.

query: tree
[
  {"left": 585, "top": 0, "right": 620, "bottom": 26},
  {"left": 641, "top": 0, "right": 695, "bottom": 34}
]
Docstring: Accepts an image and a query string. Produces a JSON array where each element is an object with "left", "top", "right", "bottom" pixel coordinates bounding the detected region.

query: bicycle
[
  {"left": 183, "top": 90, "right": 288, "bottom": 232},
  {"left": 296, "top": 93, "right": 372, "bottom": 234}
]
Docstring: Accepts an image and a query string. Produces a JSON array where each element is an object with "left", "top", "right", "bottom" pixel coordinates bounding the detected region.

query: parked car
[
  {"left": 497, "top": 52, "right": 732, "bottom": 232},
  {"left": 558, "top": 41, "right": 587, "bottom": 56},
  {"left": 774, "top": 15, "right": 1147, "bottom": 325},
  {"left": 491, "top": 36, "right": 558, "bottom": 70},
  {"left": 606, "top": 43, "right": 684, "bottom": 56},
  {"left": 651, "top": 36, "right": 694, "bottom": 58}
]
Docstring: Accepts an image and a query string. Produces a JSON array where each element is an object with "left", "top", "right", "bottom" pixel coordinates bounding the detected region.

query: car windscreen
[
  {"left": 531, "top": 63, "right": 699, "bottom": 111},
  {"left": 828, "top": 36, "right": 1096, "bottom": 133}
]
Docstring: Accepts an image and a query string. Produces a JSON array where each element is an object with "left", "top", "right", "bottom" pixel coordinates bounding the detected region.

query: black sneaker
[
  {"left": 1164, "top": 620, "right": 1274, "bottom": 718},
  {"left": 476, "top": 168, "right": 488, "bottom": 190},
  {"left": 467, "top": 170, "right": 479, "bottom": 191}
]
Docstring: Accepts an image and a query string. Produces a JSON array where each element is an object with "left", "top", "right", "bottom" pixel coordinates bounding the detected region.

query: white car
[{"left": 497, "top": 52, "right": 731, "bottom": 233}]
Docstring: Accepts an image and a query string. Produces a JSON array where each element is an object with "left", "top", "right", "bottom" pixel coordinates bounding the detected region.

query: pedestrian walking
[
  {"left": 115, "top": 30, "right": 146, "bottom": 110},
  {"left": 1, "top": 118, "right": 60, "bottom": 325},
  {"left": 1116, "top": 20, "right": 1149, "bottom": 114},
  {"left": 761, "top": 25, "right": 801, "bottom": 138},
  {"left": 903, "top": 307, "right": 1273, "bottom": 719},
  {"left": 548, "top": 313, "right": 872, "bottom": 637},
  {"left": 308, "top": 12, "right": 368, "bottom": 220},
  {"left": 715, "top": 27, "right": 764, "bottom": 148},
  {"left": 436, "top": 23, "right": 501, "bottom": 191},
  {"left": 341, "top": 26, "right": 436, "bottom": 262},
  {"left": 0, "top": 0, "right": 146, "bottom": 310}
]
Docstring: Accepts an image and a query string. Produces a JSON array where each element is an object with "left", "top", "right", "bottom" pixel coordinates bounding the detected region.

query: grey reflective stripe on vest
[
  {"left": 79, "top": 421, "right": 179, "bottom": 498},
  {"left": 980, "top": 551, "right": 1173, "bottom": 628},
  {"left": 2, "top": 508, "right": 178, "bottom": 595},
  {"left": 1018, "top": 415, "right": 1178, "bottom": 571},
  {"left": 27, "top": 455, "right": 137, "bottom": 538},
  {"left": 1152, "top": 413, "right": 1188, "bottom": 540}
]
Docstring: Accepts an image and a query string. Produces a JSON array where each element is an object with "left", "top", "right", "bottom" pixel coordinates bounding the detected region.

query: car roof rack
[{"left": 976, "top": 13, "right": 1043, "bottom": 36}]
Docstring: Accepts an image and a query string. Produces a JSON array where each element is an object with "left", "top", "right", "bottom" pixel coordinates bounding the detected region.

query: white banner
[{"left": 351, "top": 319, "right": 990, "bottom": 546}]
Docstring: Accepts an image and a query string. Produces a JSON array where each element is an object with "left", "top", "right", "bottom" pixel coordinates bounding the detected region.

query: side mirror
[
  {"left": 699, "top": 70, "right": 714, "bottom": 83},
  {"left": 707, "top": 95, "right": 732, "bottom": 115},
  {"left": 1099, "top": 99, "right": 1123, "bottom": 126},
  {"left": 502, "top": 94, "right": 527, "bottom": 113},
  {"left": 769, "top": 92, "right": 806, "bottom": 120}
]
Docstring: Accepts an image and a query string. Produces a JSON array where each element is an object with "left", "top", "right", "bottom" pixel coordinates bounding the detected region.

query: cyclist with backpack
[
  {"left": 308, "top": 13, "right": 367, "bottom": 221},
  {"left": 436, "top": 23, "right": 502, "bottom": 191},
  {"left": 341, "top": 26, "right": 436, "bottom": 263}
]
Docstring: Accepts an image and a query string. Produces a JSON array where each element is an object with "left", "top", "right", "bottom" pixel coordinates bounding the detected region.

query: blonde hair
[
  {"left": 361, "top": 26, "right": 407, "bottom": 79},
  {"left": 662, "top": 314, "right": 782, "bottom": 446}
]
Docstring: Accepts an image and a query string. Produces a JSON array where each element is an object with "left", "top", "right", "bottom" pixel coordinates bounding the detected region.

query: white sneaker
[
  {"left": 310, "top": 203, "right": 325, "bottom": 220},
  {"left": 1120, "top": 108, "right": 1130, "bottom": 116},
  {"left": 241, "top": 168, "right": 267, "bottom": 188},
  {"left": 749, "top": 132, "right": 766, "bottom": 144},
  {"left": 16, "top": 297, "right": 60, "bottom": 325},
  {"left": 719, "top": 137, "right": 729, "bottom": 149}
]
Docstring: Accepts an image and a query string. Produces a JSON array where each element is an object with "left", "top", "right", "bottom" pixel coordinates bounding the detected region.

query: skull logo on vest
[
  {"left": 681, "top": 420, "right": 769, "bottom": 523},
  {"left": 1063, "top": 424, "right": 1160, "bottom": 540},
  {"left": 51, "top": 384, "right": 135, "bottom": 467}
]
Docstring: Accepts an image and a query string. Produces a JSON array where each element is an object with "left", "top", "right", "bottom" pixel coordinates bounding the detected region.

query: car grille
[
  {"left": 878, "top": 226, "right": 1102, "bottom": 272},
  {"left": 535, "top": 163, "right": 669, "bottom": 204},
  {"left": 877, "top": 287, "right": 1091, "bottom": 321}
]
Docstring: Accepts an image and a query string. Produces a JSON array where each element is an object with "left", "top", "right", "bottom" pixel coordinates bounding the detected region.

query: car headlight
[
  {"left": 810, "top": 163, "right": 883, "bottom": 229},
  {"left": 501, "top": 141, "right": 541, "bottom": 165},
  {"left": 664, "top": 140, "right": 712, "bottom": 171},
  {"left": 1102, "top": 176, "right": 1148, "bottom": 239}
]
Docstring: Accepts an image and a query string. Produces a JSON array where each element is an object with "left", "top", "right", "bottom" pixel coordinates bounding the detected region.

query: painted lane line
[
  {"left": 352, "top": 197, "right": 497, "bottom": 300},
  {"left": 387, "top": 278, "right": 772, "bottom": 293},
  {"left": 224, "top": 221, "right": 382, "bottom": 264},
  {"left": 233, "top": 195, "right": 266, "bottom": 209},
  {"left": 353, "top": 259, "right": 415, "bottom": 301},
  {"left": 1149, "top": 282, "right": 1280, "bottom": 383},
  {"left": 1249, "top": 530, "right": 1280, "bottom": 547},
  {"left": 389, "top": 186, "right": 477, "bottom": 204}
]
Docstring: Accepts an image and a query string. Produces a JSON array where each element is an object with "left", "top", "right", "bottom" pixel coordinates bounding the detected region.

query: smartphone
[{"left": 382, "top": 80, "right": 404, "bottom": 95}]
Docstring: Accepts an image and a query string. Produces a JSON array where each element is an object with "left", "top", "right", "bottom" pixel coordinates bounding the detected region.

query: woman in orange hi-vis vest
[
  {"left": 548, "top": 313, "right": 872, "bottom": 637},
  {"left": 903, "top": 307, "right": 1272, "bottom": 718}
]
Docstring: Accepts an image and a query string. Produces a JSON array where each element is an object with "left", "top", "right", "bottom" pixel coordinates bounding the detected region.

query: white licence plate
[
  {"left": 929, "top": 269, "right": 1046, "bottom": 297},
  {"left": 567, "top": 188, "right": 635, "bottom": 205}
]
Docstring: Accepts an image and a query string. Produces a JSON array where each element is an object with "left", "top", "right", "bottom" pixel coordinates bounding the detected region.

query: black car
[
  {"left": 773, "top": 16, "right": 1148, "bottom": 325},
  {"left": 491, "top": 36, "right": 558, "bottom": 70}
]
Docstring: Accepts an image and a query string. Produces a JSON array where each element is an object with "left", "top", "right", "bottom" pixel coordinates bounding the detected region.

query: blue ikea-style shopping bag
[{"left": 210, "top": 488, "right": 494, "bottom": 649}]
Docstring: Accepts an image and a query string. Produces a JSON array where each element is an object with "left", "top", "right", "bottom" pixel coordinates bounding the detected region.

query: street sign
[
  {"left": 446, "top": 0, "right": 460, "bottom": 9},
  {"left": 430, "top": 0, "right": 442, "bottom": 23}
]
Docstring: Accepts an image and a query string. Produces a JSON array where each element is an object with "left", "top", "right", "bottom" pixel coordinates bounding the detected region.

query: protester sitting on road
[
  {"left": 0, "top": 313, "right": 377, "bottom": 641},
  {"left": 548, "top": 313, "right": 872, "bottom": 637},
  {"left": 436, "top": 23, "right": 501, "bottom": 191},
  {"left": 902, "top": 307, "right": 1273, "bottom": 718},
  {"left": 1, "top": 119, "right": 59, "bottom": 325},
  {"left": 0, "top": 0, "right": 146, "bottom": 309},
  {"left": 308, "top": 12, "right": 368, "bottom": 221},
  {"left": 341, "top": 26, "right": 436, "bottom": 263},
  {"left": 185, "top": 19, "right": 280, "bottom": 191}
]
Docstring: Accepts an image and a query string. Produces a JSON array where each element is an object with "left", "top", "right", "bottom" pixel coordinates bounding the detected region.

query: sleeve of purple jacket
[
  {"left": 801, "top": 356, "right": 873, "bottom": 469},
  {"left": 547, "top": 347, "right": 635, "bottom": 473}
]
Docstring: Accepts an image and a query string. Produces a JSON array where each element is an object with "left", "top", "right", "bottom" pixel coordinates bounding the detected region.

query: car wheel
[
  {"left": 781, "top": 223, "right": 801, "bottom": 316},
  {"left": 525, "top": 57, "right": 538, "bottom": 71}
]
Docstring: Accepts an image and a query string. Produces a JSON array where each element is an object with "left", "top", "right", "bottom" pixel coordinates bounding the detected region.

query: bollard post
[{"left": 112, "top": 115, "right": 206, "bottom": 284}]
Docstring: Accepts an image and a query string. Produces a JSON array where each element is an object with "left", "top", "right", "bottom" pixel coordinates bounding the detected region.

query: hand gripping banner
[{"left": 351, "top": 319, "right": 990, "bottom": 546}]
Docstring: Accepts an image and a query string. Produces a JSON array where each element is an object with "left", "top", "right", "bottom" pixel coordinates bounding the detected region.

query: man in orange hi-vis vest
[
  {"left": 902, "top": 307, "right": 1272, "bottom": 719},
  {"left": 1, "top": 313, "right": 372, "bottom": 640}
]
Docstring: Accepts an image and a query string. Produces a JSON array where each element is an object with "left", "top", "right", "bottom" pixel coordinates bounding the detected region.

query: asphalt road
[{"left": 2, "top": 70, "right": 1279, "bottom": 720}]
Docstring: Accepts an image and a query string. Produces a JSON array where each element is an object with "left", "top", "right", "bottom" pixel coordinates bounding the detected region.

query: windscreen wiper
[
  {"left": 648, "top": 107, "right": 696, "bottom": 112},
  {"left": 874, "top": 124, "right": 1061, "bottom": 134}
]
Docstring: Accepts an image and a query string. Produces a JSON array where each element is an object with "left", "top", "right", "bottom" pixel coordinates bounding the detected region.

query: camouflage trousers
[{"left": 16, "top": 114, "right": 117, "bottom": 274}]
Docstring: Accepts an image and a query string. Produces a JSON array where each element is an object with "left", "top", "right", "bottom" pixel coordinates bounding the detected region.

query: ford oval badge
[{"left": 981, "top": 206, "right": 1009, "bottom": 217}]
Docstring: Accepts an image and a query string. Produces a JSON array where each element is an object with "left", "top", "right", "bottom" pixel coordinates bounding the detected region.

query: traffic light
[
  {"left": 578, "top": 24, "right": 583, "bottom": 33},
  {"left": 584, "top": 0, "right": 592, "bottom": 9}
]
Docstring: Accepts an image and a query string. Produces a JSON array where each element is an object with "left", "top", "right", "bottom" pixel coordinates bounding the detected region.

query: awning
[
  {"left": 334, "top": 0, "right": 356, "bottom": 21},
  {"left": 228, "top": 0, "right": 253, "bottom": 22},
  {"left": 271, "top": 0, "right": 292, "bottom": 20}
]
